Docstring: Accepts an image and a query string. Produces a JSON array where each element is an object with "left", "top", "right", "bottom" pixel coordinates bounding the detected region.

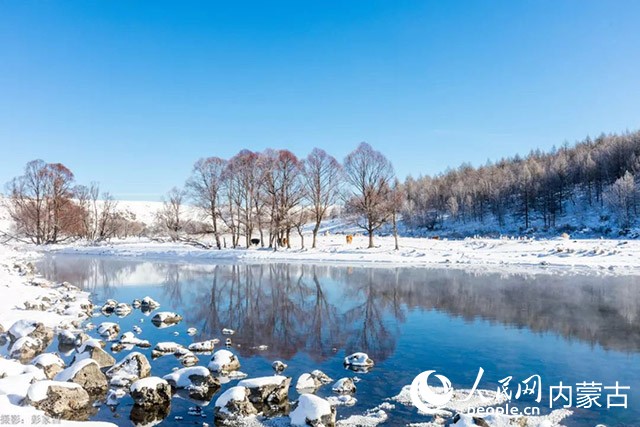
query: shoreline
[{"left": 33, "top": 235, "right": 640, "bottom": 276}]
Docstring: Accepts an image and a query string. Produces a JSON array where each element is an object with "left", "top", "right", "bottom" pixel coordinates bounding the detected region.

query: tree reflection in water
[{"left": 37, "top": 257, "right": 640, "bottom": 362}]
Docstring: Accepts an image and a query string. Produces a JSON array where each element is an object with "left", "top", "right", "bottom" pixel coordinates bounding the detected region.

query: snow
[
  {"left": 0, "top": 370, "right": 46, "bottom": 404},
  {"left": 214, "top": 386, "right": 248, "bottom": 413},
  {"left": 97, "top": 322, "right": 118, "bottom": 336},
  {"left": 295, "top": 373, "right": 316, "bottom": 390},
  {"left": 77, "top": 338, "right": 102, "bottom": 353},
  {"left": 332, "top": 377, "right": 355, "bottom": 393},
  {"left": 237, "top": 375, "right": 287, "bottom": 388},
  {"left": 31, "top": 353, "right": 65, "bottom": 368},
  {"left": 162, "top": 366, "right": 210, "bottom": 388},
  {"left": 54, "top": 359, "right": 98, "bottom": 382},
  {"left": 120, "top": 331, "right": 150, "bottom": 346},
  {"left": 154, "top": 341, "right": 185, "bottom": 353},
  {"left": 344, "top": 352, "right": 373, "bottom": 367},
  {"left": 26, "top": 380, "right": 83, "bottom": 402},
  {"left": 130, "top": 376, "right": 167, "bottom": 392},
  {"left": 208, "top": 349, "right": 237, "bottom": 371},
  {"left": 290, "top": 394, "right": 332, "bottom": 426},
  {"left": 37, "top": 233, "right": 640, "bottom": 275},
  {"left": 327, "top": 395, "right": 357, "bottom": 406},
  {"left": 8, "top": 319, "right": 38, "bottom": 339},
  {"left": 0, "top": 358, "right": 33, "bottom": 377},
  {"left": 188, "top": 339, "right": 216, "bottom": 352}
]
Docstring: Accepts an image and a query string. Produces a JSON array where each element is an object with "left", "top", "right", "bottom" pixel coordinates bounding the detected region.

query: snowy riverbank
[{"left": 38, "top": 234, "right": 640, "bottom": 276}]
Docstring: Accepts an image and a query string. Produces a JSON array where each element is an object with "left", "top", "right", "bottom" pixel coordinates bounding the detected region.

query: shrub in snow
[
  {"left": 129, "top": 377, "right": 172, "bottom": 408},
  {"left": 290, "top": 393, "right": 336, "bottom": 427},
  {"left": 24, "top": 381, "right": 91, "bottom": 420},
  {"left": 54, "top": 358, "right": 108, "bottom": 396},
  {"left": 208, "top": 349, "right": 241, "bottom": 373},
  {"left": 214, "top": 386, "right": 258, "bottom": 421}
]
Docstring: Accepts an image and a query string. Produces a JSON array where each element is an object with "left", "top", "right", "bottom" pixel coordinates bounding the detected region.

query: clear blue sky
[{"left": 1, "top": 1, "right": 639, "bottom": 200}]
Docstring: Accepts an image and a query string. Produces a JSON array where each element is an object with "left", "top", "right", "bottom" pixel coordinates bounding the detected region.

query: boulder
[
  {"left": 208, "top": 349, "right": 241, "bottom": 373},
  {"left": 31, "top": 353, "right": 66, "bottom": 379},
  {"left": 151, "top": 312, "right": 183, "bottom": 327},
  {"left": 290, "top": 394, "right": 336, "bottom": 427},
  {"left": 57, "top": 330, "right": 80, "bottom": 347},
  {"left": 54, "top": 359, "right": 108, "bottom": 396},
  {"left": 163, "top": 366, "right": 220, "bottom": 401},
  {"left": 140, "top": 296, "right": 160, "bottom": 309},
  {"left": 119, "top": 332, "right": 151, "bottom": 348},
  {"left": 332, "top": 377, "right": 356, "bottom": 394},
  {"left": 214, "top": 386, "right": 258, "bottom": 421},
  {"left": 97, "top": 322, "right": 120, "bottom": 339},
  {"left": 188, "top": 339, "right": 216, "bottom": 352},
  {"left": 106, "top": 352, "right": 151, "bottom": 387},
  {"left": 9, "top": 336, "right": 46, "bottom": 362},
  {"left": 238, "top": 375, "right": 291, "bottom": 413},
  {"left": 75, "top": 339, "right": 115, "bottom": 369},
  {"left": 129, "top": 377, "right": 172, "bottom": 408},
  {"left": 114, "top": 303, "right": 133, "bottom": 317},
  {"left": 100, "top": 299, "right": 118, "bottom": 314},
  {"left": 296, "top": 370, "right": 332, "bottom": 392},
  {"left": 24, "top": 380, "right": 91, "bottom": 420},
  {"left": 7, "top": 320, "right": 54, "bottom": 347},
  {"left": 272, "top": 360, "right": 288, "bottom": 374},
  {"left": 343, "top": 352, "right": 374, "bottom": 370}
]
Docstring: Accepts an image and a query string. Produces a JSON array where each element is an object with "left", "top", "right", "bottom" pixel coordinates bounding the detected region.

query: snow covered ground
[{"left": 39, "top": 234, "right": 640, "bottom": 276}]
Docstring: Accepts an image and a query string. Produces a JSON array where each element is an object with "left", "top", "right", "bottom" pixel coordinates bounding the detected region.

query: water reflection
[{"left": 38, "top": 256, "right": 640, "bottom": 360}]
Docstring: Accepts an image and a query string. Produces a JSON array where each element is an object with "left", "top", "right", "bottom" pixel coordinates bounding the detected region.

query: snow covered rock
[
  {"left": 7, "top": 320, "right": 54, "bottom": 348},
  {"left": 24, "top": 380, "right": 91, "bottom": 420},
  {"left": 186, "top": 327, "right": 197, "bottom": 336},
  {"left": 214, "top": 386, "right": 258, "bottom": 421},
  {"left": 130, "top": 403, "right": 170, "bottom": 427},
  {"left": 100, "top": 299, "right": 118, "bottom": 314},
  {"left": 188, "top": 339, "right": 216, "bottom": 352},
  {"left": 222, "top": 328, "right": 235, "bottom": 335},
  {"left": 97, "top": 322, "right": 120, "bottom": 339},
  {"left": 290, "top": 393, "right": 336, "bottom": 427},
  {"left": 31, "top": 353, "right": 65, "bottom": 379},
  {"left": 343, "top": 352, "right": 374, "bottom": 370},
  {"left": 54, "top": 358, "right": 108, "bottom": 396},
  {"left": 178, "top": 350, "right": 199, "bottom": 367},
  {"left": 151, "top": 341, "right": 185, "bottom": 358},
  {"left": 57, "top": 330, "right": 80, "bottom": 347},
  {"left": 119, "top": 332, "right": 151, "bottom": 348},
  {"left": 140, "top": 296, "right": 160, "bottom": 309},
  {"left": 132, "top": 299, "right": 142, "bottom": 309},
  {"left": 151, "top": 311, "right": 183, "bottom": 327},
  {"left": 272, "top": 360, "right": 288, "bottom": 374},
  {"left": 75, "top": 339, "right": 115, "bottom": 368},
  {"left": 129, "top": 377, "right": 172, "bottom": 408},
  {"left": 208, "top": 349, "right": 241, "bottom": 373},
  {"left": 105, "top": 352, "right": 151, "bottom": 387},
  {"left": 327, "top": 394, "right": 357, "bottom": 406},
  {"left": 0, "top": 357, "right": 40, "bottom": 379},
  {"left": 238, "top": 375, "right": 291, "bottom": 413},
  {"left": 332, "top": 377, "right": 356, "bottom": 394},
  {"left": 163, "top": 366, "right": 220, "bottom": 401},
  {"left": 114, "top": 303, "right": 133, "bottom": 317},
  {"left": 9, "top": 336, "right": 46, "bottom": 362},
  {"left": 296, "top": 370, "right": 333, "bottom": 392}
]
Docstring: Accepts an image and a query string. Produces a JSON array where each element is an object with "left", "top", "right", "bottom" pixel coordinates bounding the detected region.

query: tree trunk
[{"left": 312, "top": 222, "right": 320, "bottom": 249}]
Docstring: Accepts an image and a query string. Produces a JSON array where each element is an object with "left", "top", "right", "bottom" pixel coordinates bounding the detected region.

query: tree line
[{"left": 4, "top": 131, "right": 640, "bottom": 246}]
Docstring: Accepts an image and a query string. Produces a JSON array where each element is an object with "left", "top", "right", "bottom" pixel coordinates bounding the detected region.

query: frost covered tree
[
  {"left": 605, "top": 171, "right": 637, "bottom": 228},
  {"left": 157, "top": 187, "right": 187, "bottom": 240},
  {"left": 302, "top": 148, "right": 342, "bottom": 248},
  {"left": 344, "top": 142, "right": 395, "bottom": 248},
  {"left": 186, "top": 157, "right": 226, "bottom": 249}
]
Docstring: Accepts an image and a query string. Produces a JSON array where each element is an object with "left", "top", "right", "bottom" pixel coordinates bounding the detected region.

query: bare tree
[
  {"left": 389, "top": 179, "right": 404, "bottom": 250},
  {"left": 344, "top": 142, "right": 395, "bottom": 248},
  {"left": 157, "top": 187, "right": 187, "bottom": 240},
  {"left": 76, "top": 183, "right": 118, "bottom": 242},
  {"left": 186, "top": 157, "right": 226, "bottom": 249},
  {"left": 302, "top": 148, "right": 342, "bottom": 248},
  {"left": 6, "top": 160, "right": 79, "bottom": 244}
]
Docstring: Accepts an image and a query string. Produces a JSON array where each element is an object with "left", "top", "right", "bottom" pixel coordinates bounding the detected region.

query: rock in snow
[
  {"left": 31, "top": 353, "right": 65, "bottom": 379},
  {"left": 162, "top": 366, "right": 220, "bottom": 401},
  {"left": 343, "top": 352, "right": 374, "bottom": 370},
  {"left": 290, "top": 393, "right": 336, "bottom": 427},
  {"left": 106, "top": 352, "right": 151, "bottom": 387},
  {"left": 54, "top": 358, "right": 108, "bottom": 396},
  {"left": 75, "top": 338, "right": 115, "bottom": 369},
  {"left": 214, "top": 386, "right": 258, "bottom": 421},
  {"left": 208, "top": 349, "right": 241, "bottom": 373},
  {"left": 237, "top": 375, "right": 291, "bottom": 413},
  {"left": 332, "top": 377, "right": 356, "bottom": 394},
  {"left": 296, "top": 370, "right": 333, "bottom": 392},
  {"left": 24, "top": 380, "right": 91, "bottom": 420},
  {"left": 129, "top": 377, "right": 172, "bottom": 408}
]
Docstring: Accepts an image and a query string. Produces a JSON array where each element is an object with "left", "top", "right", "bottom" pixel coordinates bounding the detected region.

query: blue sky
[{"left": 1, "top": 1, "right": 639, "bottom": 200}]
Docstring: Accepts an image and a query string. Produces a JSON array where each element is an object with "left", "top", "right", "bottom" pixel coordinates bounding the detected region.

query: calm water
[{"left": 37, "top": 255, "right": 640, "bottom": 426}]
